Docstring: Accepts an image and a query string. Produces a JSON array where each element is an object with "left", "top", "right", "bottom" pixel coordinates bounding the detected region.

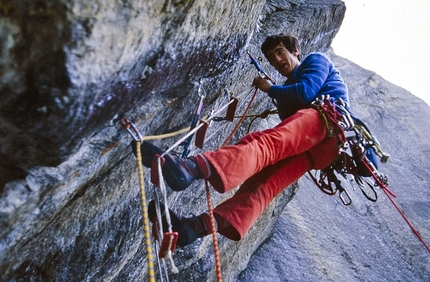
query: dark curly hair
[{"left": 261, "top": 34, "right": 301, "bottom": 61}]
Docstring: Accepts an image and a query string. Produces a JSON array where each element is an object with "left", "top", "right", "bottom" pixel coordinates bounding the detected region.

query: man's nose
[{"left": 273, "top": 54, "right": 282, "bottom": 63}]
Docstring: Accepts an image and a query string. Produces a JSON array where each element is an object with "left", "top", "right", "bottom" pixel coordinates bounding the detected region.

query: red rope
[
  {"left": 362, "top": 159, "right": 430, "bottom": 253},
  {"left": 222, "top": 88, "right": 259, "bottom": 146},
  {"left": 205, "top": 180, "right": 223, "bottom": 281},
  {"left": 203, "top": 87, "right": 260, "bottom": 281}
]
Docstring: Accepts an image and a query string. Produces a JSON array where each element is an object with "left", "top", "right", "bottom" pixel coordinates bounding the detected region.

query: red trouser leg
[
  {"left": 202, "top": 108, "right": 329, "bottom": 193},
  {"left": 213, "top": 136, "right": 339, "bottom": 240}
]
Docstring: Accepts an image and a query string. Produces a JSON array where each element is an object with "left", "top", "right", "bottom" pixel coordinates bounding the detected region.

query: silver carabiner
[
  {"left": 119, "top": 117, "right": 144, "bottom": 142},
  {"left": 338, "top": 187, "right": 352, "bottom": 206}
]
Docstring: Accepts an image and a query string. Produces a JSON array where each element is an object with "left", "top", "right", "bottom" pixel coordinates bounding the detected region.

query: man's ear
[{"left": 293, "top": 50, "right": 300, "bottom": 57}]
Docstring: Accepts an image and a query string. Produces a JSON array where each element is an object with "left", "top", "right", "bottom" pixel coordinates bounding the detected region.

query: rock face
[{"left": 2, "top": 0, "right": 428, "bottom": 281}]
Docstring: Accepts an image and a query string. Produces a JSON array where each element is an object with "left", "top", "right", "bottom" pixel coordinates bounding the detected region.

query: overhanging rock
[{"left": 0, "top": 1, "right": 346, "bottom": 281}]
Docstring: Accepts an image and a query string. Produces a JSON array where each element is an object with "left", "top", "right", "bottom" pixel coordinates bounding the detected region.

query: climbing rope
[
  {"left": 245, "top": 109, "right": 278, "bottom": 133},
  {"left": 143, "top": 127, "right": 191, "bottom": 140},
  {"left": 205, "top": 180, "right": 223, "bottom": 282},
  {"left": 202, "top": 86, "right": 260, "bottom": 281},
  {"left": 222, "top": 88, "right": 259, "bottom": 146},
  {"left": 135, "top": 140, "right": 156, "bottom": 282},
  {"left": 362, "top": 159, "right": 430, "bottom": 253},
  {"left": 129, "top": 88, "right": 276, "bottom": 145}
]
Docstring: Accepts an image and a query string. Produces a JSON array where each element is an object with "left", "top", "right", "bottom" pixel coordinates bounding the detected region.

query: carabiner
[
  {"left": 119, "top": 117, "right": 144, "bottom": 141},
  {"left": 330, "top": 170, "right": 352, "bottom": 205},
  {"left": 338, "top": 187, "right": 352, "bottom": 206}
]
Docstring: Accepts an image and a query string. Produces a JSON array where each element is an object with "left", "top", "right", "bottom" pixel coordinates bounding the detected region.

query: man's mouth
[{"left": 280, "top": 63, "right": 288, "bottom": 70}]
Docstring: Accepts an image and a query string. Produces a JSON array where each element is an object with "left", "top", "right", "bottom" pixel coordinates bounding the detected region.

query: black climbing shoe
[
  {"left": 131, "top": 140, "right": 202, "bottom": 191},
  {"left": 148, "top": 200, "right": 208, "bottom": 247}
]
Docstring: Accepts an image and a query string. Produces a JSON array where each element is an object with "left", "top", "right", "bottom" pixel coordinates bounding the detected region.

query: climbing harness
[{"left": 308, "top": 95, "right": 430, "bottom": 252}]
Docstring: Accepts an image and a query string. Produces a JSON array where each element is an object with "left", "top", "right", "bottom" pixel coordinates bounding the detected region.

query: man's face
[{"left": 266, "top": 44, "right": 300, "bottom": 78}]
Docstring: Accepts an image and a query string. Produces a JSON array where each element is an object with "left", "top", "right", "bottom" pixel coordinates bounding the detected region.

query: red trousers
[{"left": 201, "top": 108, "right": 339, "bottom": 240}]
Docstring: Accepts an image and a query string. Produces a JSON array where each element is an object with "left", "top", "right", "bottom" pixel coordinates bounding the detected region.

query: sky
[{"left": 331, "top": 0, "right": 430, "bottom": 106}]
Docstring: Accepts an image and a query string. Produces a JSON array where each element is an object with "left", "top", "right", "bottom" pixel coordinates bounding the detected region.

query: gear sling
[
  {"left": 309, "top": 95, "right": 430, "bottom": 252},
  {"left": 308, "top": 95, "right": 390, "bottom": 205}
]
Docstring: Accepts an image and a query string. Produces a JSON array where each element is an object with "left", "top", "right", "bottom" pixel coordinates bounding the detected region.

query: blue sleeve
[{"left": 268, "top": 53, "right": 332, "bottom": 106}]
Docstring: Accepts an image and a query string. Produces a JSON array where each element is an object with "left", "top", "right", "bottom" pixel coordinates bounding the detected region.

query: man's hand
[{"left": 252, "top": 77, "right": 272, "bottom": 93}]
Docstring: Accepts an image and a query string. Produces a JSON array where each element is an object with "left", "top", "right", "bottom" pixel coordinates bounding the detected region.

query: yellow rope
[
  {"left": 135, "top": 140, "right": 156, "bottom": 282},
  {"left": 141, "top": 106, "right": 276, "bottom": 142},
  {"left": 142, "top": 115, "right": 208, "bottom": 141},
  {"left": 143, "top": 127, "right": 190, "bottom": 140}
]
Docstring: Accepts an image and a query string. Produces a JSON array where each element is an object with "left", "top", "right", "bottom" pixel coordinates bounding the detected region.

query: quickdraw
[
  {"left": 118, "top": 117, "right": 144, "bottom": 141},
  {"left": 247, "top": 50, "right": 281, "bottom": 111}
]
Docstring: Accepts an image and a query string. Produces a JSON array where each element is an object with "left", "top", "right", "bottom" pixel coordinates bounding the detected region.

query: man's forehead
[{"left": 267, "top": 44, "right": 287, "bottom": 54}]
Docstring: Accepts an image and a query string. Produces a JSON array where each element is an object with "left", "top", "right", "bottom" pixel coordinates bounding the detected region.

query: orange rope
[
  {"left": 204, "top": 87, "right": 259, "bottom": 281},
  {"left": 221, "top": 88, "right": 259, "bottom": 146},
  {"left": 205, "top": 180, "right": 223, "bottom": 281}
]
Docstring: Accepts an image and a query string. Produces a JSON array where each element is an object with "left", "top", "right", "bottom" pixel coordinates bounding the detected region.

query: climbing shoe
[
  {"left": 131, "top": 140, "right": 202, "bottom": 191},
  {"left": 148, "top": 200, "right": 210, "bottom": 247}
]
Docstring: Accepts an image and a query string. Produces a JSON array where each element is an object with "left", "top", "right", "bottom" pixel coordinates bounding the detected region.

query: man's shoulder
[
  {"left": 303, "top": 52, "right": 330, "bottom": 63},
  {"left": 299, "top": 52, "right": 333, "bottom": 71}
]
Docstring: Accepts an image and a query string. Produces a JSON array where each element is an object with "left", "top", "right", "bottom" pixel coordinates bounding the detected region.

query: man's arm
[{"left": 268, "top": 53, "right": 332, "bottom": 106}]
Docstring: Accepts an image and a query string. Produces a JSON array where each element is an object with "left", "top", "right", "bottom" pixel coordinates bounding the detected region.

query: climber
[{"left": 136, "top": 34, "right": 357, "bottom": 247}]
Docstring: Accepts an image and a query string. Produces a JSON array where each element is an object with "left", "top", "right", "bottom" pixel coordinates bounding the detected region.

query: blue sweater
[{"left": 268, "top": 52, "right": 349, "bottom": 120}]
